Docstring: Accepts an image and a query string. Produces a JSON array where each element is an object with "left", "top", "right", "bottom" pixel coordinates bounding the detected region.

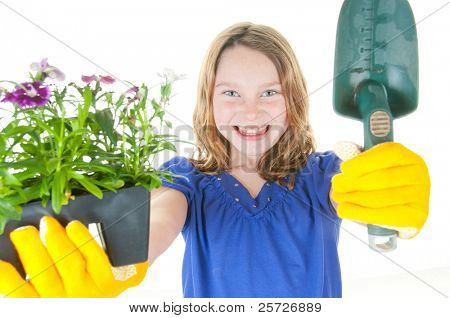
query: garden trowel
[{"left": 333, "top": 0, "right": 419, "bottom": 252}]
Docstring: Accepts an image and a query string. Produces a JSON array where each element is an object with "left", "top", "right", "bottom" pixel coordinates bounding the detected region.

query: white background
[{"left": 0, "top": 0, "right": 449, "bottom": 298}]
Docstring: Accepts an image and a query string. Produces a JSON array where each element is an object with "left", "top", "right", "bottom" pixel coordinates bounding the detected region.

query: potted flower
[{"left": 0, "top": 59, "right": 189, "bottom": 278}]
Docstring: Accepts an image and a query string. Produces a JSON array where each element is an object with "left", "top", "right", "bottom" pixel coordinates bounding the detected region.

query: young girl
[
  {"left": 151, "top": 22, "right": 345, "bottom": 297},
  {"left": 150, "top": 21, "right": 430, "bottom": 298},
  {"left": 0, "top": 22, "right": 430, "bottom": 298}
]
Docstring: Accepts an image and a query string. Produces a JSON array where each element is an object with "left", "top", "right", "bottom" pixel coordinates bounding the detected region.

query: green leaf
[
  {"left": 67, "top": 171, "right": 103, "bottom": 199},
  {"left": 65, "top": 135, "right": 83, "bottom": 153},
  {"left": 41, "top": 195, "right": 49, "bottom": 208},
  {"left": 89, "top": 178, "right": 118, "bottom": 193},
  {"left": 0, "top": 217, "right": 7, "bottom": 235},
  {"left": 150, "top": 174, "right": 162, "bottom": 189},
  {"left": 48, "top": 117, "right": 65, "bottom": 142},
  {"left": 0, "top": 158, "right": 47, "bottom": 174},
  {"left": 158, "top": 170, "right": 190, "bottom": 183},
  {"left": 94, "top": 108, "right": 117, "bottom": 146},
  {"left": 27, "top": 130, "right": 42, "bottom": 145},
  {"left": 156, "top": 109, "right": 165, "bottom": 120},
  {"left": 164, "top": 120, "right": 172, "bottom": 128},
  {"left": 51, "top": 171, "right": 64, "bottom": 214},
  {"left": 70, "top": 118, "right": 80, "bottom": 131},
  {"left": 0, "top": 169, "right": 22, "bottom": 186},
  {"left": 21, "top": 143, "right": 38, "bottom": 155},
  {"left": 2, "top": 183, "right": 41, "bottom": 206},
  {"left": 2, "top": 125, "right": 35, "bottom": 138},
  {"left": 98, "top": 176, "right": 124, "bottom": 189},
  {"left": 87, "top": 114, "right": 100, "bottom": 132},
  {"left": 67, "top": 161, "right": 115, "bottom": 174},
  {"left": 40, "top": 176, "right": 50, "bottom": 196},
  {"left": 151, "top": 98, "right": 160, "bottom": 111},
  {"left": 12, "top": 169, "right": 37, "bottom": 182},
  {"left": 67, "top": 170, "right": 83, "bottom": 180},
  {"left": 161, "top": 141, "right": 177, "bottom": 152},
  {"left": 32, "top": 117, "right": 55, "bottom": 135},
  {"left": 115, "top": 94, "right": 125, "bottom": 107},
  {"left": 156, "top": 171, "right": 172, "bottom": 183},
  {"left": 83, "top": 86, "right": 92, "bottom": 109},
  {"left": 60, "top": 86, "right": 67, "bottom": 99},
  {"left": 160, "top": 83, "right": 172, "bottom": 100},
  {"left": 78, "top": 87, "right": 92, "bottom": 127},
  {"left": 85, "top": 150, "right": 122, "bottom": 161},
  {"left": 0, "top": 199, "right": 21, "bottom": 219},
  {"left": 152, "top": 133, "right": 179, "bottom": 138},
  {"left": 137, "top": 85, "right": 148, "bottom": 109},
  {"left": 15, "top": 187, "right": 27, "bottom": 201},
  {"left": 46, "top": 158, "right": 60, "bottom": 175},
  {"left": 59, "top": 169, "right": 67, "bottom": 191},
  {"left": 66, "top": 127, "right": 90, "bottom": 138},
  {"left": 0, "top": 199, "right": 21, "bottom": 235},
  {"left": 0, "top": 135, "right": 6, "bottom": 153},
  {"left": 105, "top": 92, "right": 113, "bottom": 104}
]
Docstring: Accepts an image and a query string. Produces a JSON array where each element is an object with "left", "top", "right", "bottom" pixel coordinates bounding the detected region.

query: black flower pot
[{"left": 0, "top": 185, "right": 150, "bottom": 278}]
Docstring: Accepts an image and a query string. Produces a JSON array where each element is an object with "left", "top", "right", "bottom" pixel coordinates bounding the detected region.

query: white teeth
[{"left": 237, "top": 126, "right": 268, "bottom": 135}]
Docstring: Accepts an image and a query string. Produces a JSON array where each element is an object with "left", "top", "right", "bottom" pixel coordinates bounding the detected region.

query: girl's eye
[
  {"left": 224, "top": 90, "right": 238, "bottom": 97},
  {"left": 223, "top": 90, "right": 278, "bottom": 97},
  {"left": 262, "top": 90, "right": 277, "bottom": 97}
]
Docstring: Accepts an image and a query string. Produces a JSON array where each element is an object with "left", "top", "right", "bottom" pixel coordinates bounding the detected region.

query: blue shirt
[{"left": 157, "top": 150, "right": 343, "bottom": 298}]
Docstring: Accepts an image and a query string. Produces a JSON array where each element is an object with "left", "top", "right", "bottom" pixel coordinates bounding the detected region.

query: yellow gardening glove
[
  {"left": 0, "top": 216, "right": 149, "bottom": 298},
  {"left": 331, "top": 141, "right": 431, "bottom": 239}
]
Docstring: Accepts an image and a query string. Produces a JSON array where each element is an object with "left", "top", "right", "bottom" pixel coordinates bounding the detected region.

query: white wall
[{"left": 0, "top": 0, "right": 449, "bottom": 298}]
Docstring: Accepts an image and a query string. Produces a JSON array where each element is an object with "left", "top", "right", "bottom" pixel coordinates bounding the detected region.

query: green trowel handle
[{"left": 356, "top": 80, "right": 399, "bottom": 246}]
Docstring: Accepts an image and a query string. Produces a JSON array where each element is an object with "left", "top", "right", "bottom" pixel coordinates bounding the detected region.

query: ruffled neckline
[{"left": 205, "top": 173, "right": 290, "bottom": 220}]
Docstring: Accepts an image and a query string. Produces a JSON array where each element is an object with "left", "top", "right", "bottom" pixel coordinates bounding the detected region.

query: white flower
[
  {"left": 30, "top": 58, "right": 65, "bottom": 81},
  {"left": 157, "top": 68, "right": 187, "bottom": 82}
]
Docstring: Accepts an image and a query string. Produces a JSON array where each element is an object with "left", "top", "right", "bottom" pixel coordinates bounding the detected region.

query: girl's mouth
[{"left": 233, "top": 125, "right": 270, "bottom": 140}]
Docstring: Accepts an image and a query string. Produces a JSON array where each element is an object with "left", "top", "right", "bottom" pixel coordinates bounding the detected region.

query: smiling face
[{"left": 212, "top": 45, "right": 289, "bottom": 169}]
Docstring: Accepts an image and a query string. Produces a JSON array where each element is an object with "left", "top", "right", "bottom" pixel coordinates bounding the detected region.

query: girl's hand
[
  {"left": 330, "top": 141, "right": 431, "bottom": 239},
  {"left": 0, "top": 216, "right": 149, "bottom": 297}
]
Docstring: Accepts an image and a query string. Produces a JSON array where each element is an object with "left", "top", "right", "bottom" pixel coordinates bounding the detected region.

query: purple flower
[
  {"left": 124, "top": 86, "right": 139, "bottom": 95},
  {"left": 81, "top": 74, "right": 115, "bottom": 85},
  {"left": 30, "top": 58, "right": 65, "bottom": 81},
  {"left": 81, "top": 74, "right": 98, "bottom": 84},
  {"left": 121, "top": 86, "right": 144, "bottom": 104},
  {"left": 0, "top": 81, "right": 50, "bottom": 108},
  {"left": 99, "top": 75, "right": 115, "bottom": 84}
]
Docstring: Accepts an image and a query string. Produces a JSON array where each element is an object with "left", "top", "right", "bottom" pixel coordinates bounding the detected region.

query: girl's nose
[{"left": 242, "top": 100, "right": 261, "bottom": 120}]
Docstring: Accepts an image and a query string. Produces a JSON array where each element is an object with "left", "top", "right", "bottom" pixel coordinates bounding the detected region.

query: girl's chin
[{"left": 230, "top": 144, "right": 271, "bottom": 157}]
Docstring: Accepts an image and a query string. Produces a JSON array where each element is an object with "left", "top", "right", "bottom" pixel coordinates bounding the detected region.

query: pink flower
[
  {"left": 81, "top": 74, "right": 115, "bottom": 85},
  {"left": 81, "top": 75, "right": 98, "bottom": 84},
  {"left": 124, "top": 86, "right": 139, "bottom": 95},
  {"left": 121, "top": 86, "right": 145, "bottom": 104},
  {"left": 99, "top": 75, "right": 115, "bottom": 84},
  {"left": 30, "top": 58, "right": 65, "bottom": 81}
]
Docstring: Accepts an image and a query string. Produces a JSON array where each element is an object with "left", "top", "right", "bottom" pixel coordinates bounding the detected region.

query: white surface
[
  {"left": 120, "top": 233, "right": 450, "bottom": 298},
  {"left": 343, "top": 266, "right": 450, "bottom": 298},
  {"left": 1, "top": 0, "right": 449, "bottom": 298}
]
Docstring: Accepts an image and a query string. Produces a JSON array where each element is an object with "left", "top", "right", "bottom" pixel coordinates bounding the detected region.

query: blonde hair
[{"left": 189, "top": 21, "right": 316, "bottom": 190}]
